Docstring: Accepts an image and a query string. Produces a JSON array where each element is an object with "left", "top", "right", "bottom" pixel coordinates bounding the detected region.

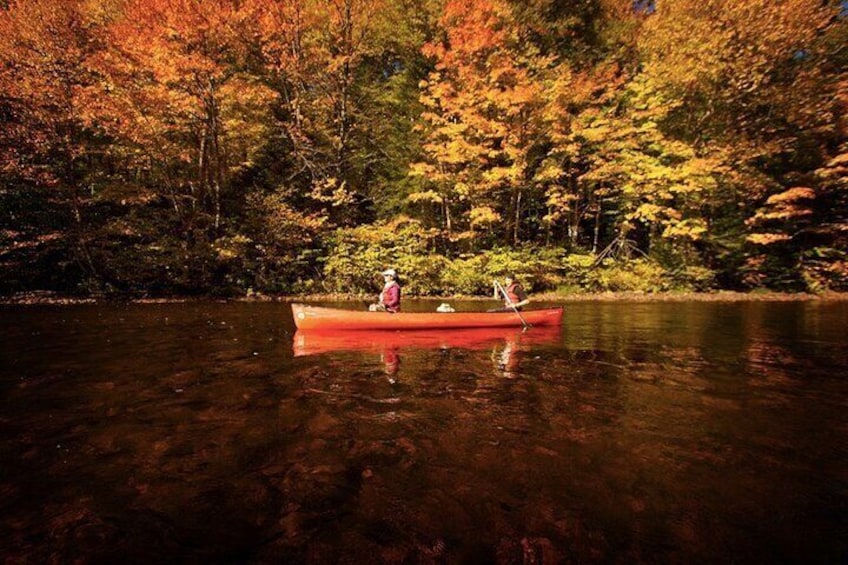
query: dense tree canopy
[{"left": 1, "top": 0, "right": 845, "bottom": 295}]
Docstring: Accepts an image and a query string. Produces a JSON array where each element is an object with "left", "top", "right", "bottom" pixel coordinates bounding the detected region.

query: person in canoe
[
  {"left": 489, "top": 274, "right": 530, "bottom": 312},
  {"left": 369, "top": 268, "right": 401, "bottom": 313}
]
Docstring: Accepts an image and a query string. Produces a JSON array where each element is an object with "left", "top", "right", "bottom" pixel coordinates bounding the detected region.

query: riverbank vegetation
[{"left": 1, "top": 0, "right": 846, "bottom": 297}]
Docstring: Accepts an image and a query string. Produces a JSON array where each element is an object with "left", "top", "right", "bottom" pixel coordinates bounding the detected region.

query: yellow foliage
[
  {"left": 751, "top": 209, "right": 814, "bottom": 223},
  {"left": 415, "top": 0, "right": 547, "bottom": 236},
  {"left": 765, "top": 187, "right": 816, "bottom": 205},
  {"left": 748, "top": 186, "right": 816, "bottom": 227},
  {"left": 632, "top": 203, "right": 666, "bottom": 222},
  {"left": 827, "top": 153, "right": 848, "bottom": 167},
  {"left": 468, "top": 205, "right": 500, "bottom": 228},
  {"left": 408, "top": 162, "right": 436, "bottom": 177},
  {"left": 662, "top": 220, "right": 707, "bottom": 240},
  {"left": 310, "top": 177, "right": 354, "bottom": 206},
  {"left": 746, "top": 233, "right": 791, "bottom": 245},
  {"left": 407, "top": 190, "right": 444, "bottom": 204}
]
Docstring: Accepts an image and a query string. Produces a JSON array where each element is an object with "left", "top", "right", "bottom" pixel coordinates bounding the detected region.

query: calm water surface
[{"left": 1, "top": 300, "right": 847, "bottom": 563}]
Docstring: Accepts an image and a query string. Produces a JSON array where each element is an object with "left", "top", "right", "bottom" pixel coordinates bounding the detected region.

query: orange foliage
[
  {"left": 0, "top": 0, "right": 96, "bottom": 184},
  {"left": 415, "top": 0, "right": 548, "bottom": 241},
  {"left": 82, "top": 0, "right": 276, "bottom": 229},
  {"left": 765, "top": 187, "right": 816, "bottom": 205},
  {"left": 746, "top": 233, "right": 792, "bottom": 246},
  {"left": 748, "top": 187, "right": 816, "bottom": 225}
]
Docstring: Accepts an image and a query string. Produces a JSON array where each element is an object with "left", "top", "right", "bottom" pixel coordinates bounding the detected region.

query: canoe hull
[{"left": 291, "top": 303, "right": 563, "bottom": 331}]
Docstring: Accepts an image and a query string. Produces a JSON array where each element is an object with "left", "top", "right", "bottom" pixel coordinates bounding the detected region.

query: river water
[{"left": 1, "top": 300, "right": 846, "bottom": 563}]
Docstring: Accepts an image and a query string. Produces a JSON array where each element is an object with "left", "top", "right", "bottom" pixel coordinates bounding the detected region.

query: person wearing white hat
[{"left": 370, "top": 268, "right": 401, "bottom": 312}]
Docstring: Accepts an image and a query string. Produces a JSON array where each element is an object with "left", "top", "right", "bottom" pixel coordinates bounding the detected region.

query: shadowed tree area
[{"left": 1, "top": 0, "right": 846, "bottom": 296}]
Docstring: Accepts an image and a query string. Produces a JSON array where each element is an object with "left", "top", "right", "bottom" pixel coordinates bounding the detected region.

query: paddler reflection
[
  {"left": 381, "top": 348, "right": 400, "bottom": 383},
  {"left": 492, "top": 334, "right": 519, "bottom": 378},
  {"left": 292, "top": 326, "right": 561, "bottom": 378}
]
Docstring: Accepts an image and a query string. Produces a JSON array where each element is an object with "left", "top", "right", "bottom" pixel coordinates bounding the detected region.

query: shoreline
[{"left": 1, "top": 290, "right": 846, "bottom": 305}]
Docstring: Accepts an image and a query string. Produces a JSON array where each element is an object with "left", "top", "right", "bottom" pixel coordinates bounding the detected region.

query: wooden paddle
[{"left": 494, "top": 279, "right": 531, "bottom": 329}]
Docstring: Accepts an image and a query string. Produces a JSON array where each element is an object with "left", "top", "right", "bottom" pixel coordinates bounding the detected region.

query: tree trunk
[
  {"left": 197, "top": 132, "right": 206, "bottom": 216},
  {"left": 592, "top": 205, "right": 601, "bottom": 254},
  {"left": 210, "top": 95, "right": 223, "bottom": 232},
  {"left": 513, "top": 188, "right": 522, "bottom": 245},
  {"left": 68, "top": 179, "right": 98, "bottom": 280},
  {"left": 444, "top": 198, "right": 452, "bottom": 239}
]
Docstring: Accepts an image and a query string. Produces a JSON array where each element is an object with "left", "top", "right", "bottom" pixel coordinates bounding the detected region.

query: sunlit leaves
[
  {"left": 642, "top": 0, "right": 836, "bottom": 99},
  {"left": 415, "top": 0, "right": 548, "bottom": 242},
  {"left": 746, "top": 233, "right": 792, "bottom": 246},
  {"left": 0, "top": 0, "right": 97, "bottom": 185},
  {"left": 746, "top": 186, "right": 816, "bottom": 244},
  {"left": 468, "top": 205, "right": 500, "bottom": 229},
  {"left": 566, "top": 74, "right": 721, "bottom": 248},
  {"left": 407, "top": 190, "right": 444, "bottom": 204}
]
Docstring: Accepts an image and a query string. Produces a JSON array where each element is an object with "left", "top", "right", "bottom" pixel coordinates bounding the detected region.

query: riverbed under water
[{"left": 1, "top": 300, "right": 846, "bottom": 563}]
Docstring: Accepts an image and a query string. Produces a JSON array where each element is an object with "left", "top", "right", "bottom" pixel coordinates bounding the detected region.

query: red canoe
[{"left": 291, "top": 303, "right": 563, "bottom": 331}]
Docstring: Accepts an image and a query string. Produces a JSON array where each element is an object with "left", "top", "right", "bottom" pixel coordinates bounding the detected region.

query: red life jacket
[
  {"left": 380, "top": 281, "right": 401, "bottom": 312},
  {"left": 505, "top": 282, "right": 522, "bottom": 305}
]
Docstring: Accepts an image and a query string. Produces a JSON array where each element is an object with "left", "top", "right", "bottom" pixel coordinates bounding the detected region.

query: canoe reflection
[
  {"left": 293, "top": 327, "right": 562, "bottom": 379},
  {"left": 292, "top": 326, "right": 562, "bottom": 356}
]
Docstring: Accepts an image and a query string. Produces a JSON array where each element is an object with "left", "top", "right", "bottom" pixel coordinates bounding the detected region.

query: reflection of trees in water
[
  {"left": 285, "top": 359, "right": 582, "bottom": 561},
  {"left": 6, "top": 301, "right": 848, "bottom": 562},
  {"left": 278, "top": 307, "right": 847, "bottom": 562},
  {"left": 745, "top": 340, "right": 801, "bottom": 391},
  {"left": 3, "top": 360, "right": 294, "bottom": 562},
  {"left": 285, "top": 343, "right": 654, "bottom": 561}
]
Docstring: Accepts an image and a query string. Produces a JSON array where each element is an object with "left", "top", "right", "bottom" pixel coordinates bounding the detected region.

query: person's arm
[{"left": 512, "top": 285, "right": 530, "bottom": 308}]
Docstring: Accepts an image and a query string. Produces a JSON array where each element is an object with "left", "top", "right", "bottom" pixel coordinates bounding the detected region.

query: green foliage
[
  {"left": 799, "top": 247, "right": 848, "bottom": 292},
  {"left": 586, "top": 258, "right": 669, "bottom": 292},
  {"left": 439, "top": 255, "right": 492, "bottom": 295},
  {"left": 394, "top": 254, "right": 451, "bottom": 296},
  {"left": 323, "top": 220, "right": 568, "bottom": 295},
  {"left": 557, "top": 255, "right": 716, "bottom": 293},
  {"left": 323, "top": 222, "right": 716, "bottom": 295},
  {"left": 556, "top": 253, "right": 596, "bottom": 290},
  {"left": 673, "top": 265, "right": 718, "bottom": 292},
  {"left": 323, "top": 217, "right": 438, "bottom": 293},
  {"left": 442, "top": 247, "right": 566, "bottom": 294}
]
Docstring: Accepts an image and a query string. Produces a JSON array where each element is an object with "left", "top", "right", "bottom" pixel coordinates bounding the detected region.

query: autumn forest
[{"left": 1, "top": 0, "right": 846, "bottom": 297}]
